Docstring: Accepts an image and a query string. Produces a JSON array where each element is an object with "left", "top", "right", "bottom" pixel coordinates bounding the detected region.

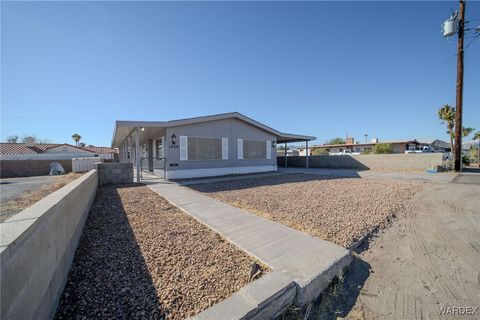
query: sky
[{"left": 1, "top": 1, "right": 479, "bottom": 147}]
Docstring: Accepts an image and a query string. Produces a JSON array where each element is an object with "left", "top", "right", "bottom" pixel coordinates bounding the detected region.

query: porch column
[
  {"left": 122, "top": 142, "right": 128, "bottom": 162},
  {"left": 155, "top": 139, "right": 160, "bottom": 159},
  {"left": 284, "top": 142, "right": 288, "bottom": 168},
  {"left": 135, "top": 127, "right": 141, "bottom": 182},
  {"left": 306, "top": 140, "right": 309, "bottom": 168},
  {"left": 127, "top": 137, "right": 132, "bottom": 163},
  {"left": 147, "top": 139, "right": 154, "bottom": 172},
  {"left": 119, "top": 144, "right": 124, "bottom": 162}
]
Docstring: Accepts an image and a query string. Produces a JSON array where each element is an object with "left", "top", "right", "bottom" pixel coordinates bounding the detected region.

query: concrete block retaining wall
[
  {"left": 97, "top": 162, "right": 133, "bottom": 186},
  {"left": 277, "top": 153, "right": 444, "bottom": 171},
  {"left": 0, "top": 170, "right": 98, "bottom": 320},
  {"left": 0, "top": 159, "right": 73, "bottom": 178}
]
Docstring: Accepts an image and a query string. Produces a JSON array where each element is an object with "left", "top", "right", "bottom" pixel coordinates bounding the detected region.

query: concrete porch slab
[{"left": 146, "top": 180, "right": 351, "bottom": 319}]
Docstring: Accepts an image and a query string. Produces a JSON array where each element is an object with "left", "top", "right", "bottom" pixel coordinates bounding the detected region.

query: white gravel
[{"left": 190, "top": 174, "right": 424, "bottom": 247}]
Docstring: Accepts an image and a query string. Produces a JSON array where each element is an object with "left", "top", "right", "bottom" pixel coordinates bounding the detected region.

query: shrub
[
  {"left": 312, "top": 148, "right": 329, "bottom": 155},
  {"left": 373, "top": 143, "right": 393, "bottom": 154},
  {"left": 469, "top": 146, "right": 479, "bottom": 164},
  {"left": 326, "top": 137, "right": 346, "bottom": 145}
]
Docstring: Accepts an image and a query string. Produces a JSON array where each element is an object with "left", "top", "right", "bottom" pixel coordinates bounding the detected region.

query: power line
[{"left": 2, "top": 115, "right": 112, "bottom": 124}]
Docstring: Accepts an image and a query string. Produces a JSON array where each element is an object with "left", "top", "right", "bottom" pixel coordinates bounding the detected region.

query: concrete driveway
[
  {"left": 282, "top": 171, "right": 480, "bottom": 320},
  {"left": 0, "top": 175, "right": 62, "bottom": 204}
]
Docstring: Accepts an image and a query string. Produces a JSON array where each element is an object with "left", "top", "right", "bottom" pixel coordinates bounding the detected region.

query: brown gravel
[
  {"left": 190, "top": 174, "right": 424, "bottom": 248},
  {"left": 55, "top": 184, "right": 266, "bottom": 320}
]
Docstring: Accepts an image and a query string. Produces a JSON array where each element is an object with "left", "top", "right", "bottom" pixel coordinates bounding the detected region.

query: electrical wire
[
  {"left": 465, "top": 33, "right": 480, "bottom": 50},
  {"left": 2, "top": 115, "right": 111, "bottom": 124}
]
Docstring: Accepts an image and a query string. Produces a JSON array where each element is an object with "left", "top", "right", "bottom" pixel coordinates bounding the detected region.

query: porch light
[
  {"left": 272, "top": 141, "right": 276, "bottom": 148},
  {"left": 141, "top": 127, "right": 145, "bottom": 132},
  {"left": 171, "top": 134, "right": 177, "bottom": 145}
]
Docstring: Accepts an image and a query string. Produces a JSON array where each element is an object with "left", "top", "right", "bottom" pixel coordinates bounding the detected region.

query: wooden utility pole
[{"left": 454, "top": 0, "right": 466, "bottom": 172}]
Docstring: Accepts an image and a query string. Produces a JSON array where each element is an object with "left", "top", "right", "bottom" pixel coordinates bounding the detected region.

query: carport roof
[{"left": 111, "top": 112, "right": 316, "bottom": 147}]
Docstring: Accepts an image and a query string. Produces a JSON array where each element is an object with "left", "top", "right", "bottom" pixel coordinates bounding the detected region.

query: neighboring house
[
  {"left": 111, "top": 112, "right": 315, "bottom": 180},
  {"left": 462, "top": 140, "right": 480, "bottom": 152},
  {"left": 0, "top": 142, "right": 118, "bottom": 160},
  {"left": 277, "top": 149, "right": 300, "bottom": 157},
  {"left": 0, "top": 141, "right": 118, "bottom": 178},
  {"left": 300, "top": 138, "right": 450, "bottom": 155}
]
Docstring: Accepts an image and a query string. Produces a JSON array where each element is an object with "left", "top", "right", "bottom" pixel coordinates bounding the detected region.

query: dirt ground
[
  {"left": 0, "top": 173, "right": 82, "bottom": 222},
  {"left": 282, "top": 182, "right": 480, "bottom": 320},
  {"left": 190, "top": 174, "right": 423, "bottom": 247},
  {"left": 55, "top": 184, "right": 266, "bottom": 320}
]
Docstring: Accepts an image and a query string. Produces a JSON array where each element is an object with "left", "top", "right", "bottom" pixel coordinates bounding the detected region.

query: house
[
  {"left": 298, "top": 138, "right": 450, "bottom": 155},
  {"left": 111, "top": 112, "right": 315, "bottom": 180},
  {"left": 0, "top": 142, "right": 118, "bottom": 159},
  {"left": 0, "top": 140, "right": 118, "bottom": 178}
]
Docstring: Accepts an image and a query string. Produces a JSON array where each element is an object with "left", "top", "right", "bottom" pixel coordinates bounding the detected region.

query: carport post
[
  {"left": 135, "top": 127, "right": 141, "bottom": 182},
  {"left": 284, "top": 143, "right": 288, "bottom": 168},
  {"left": 306, "top": 140, "right": 309, "bottom": 168},
  {"left": 147, "top": 139, "right": 154, "bottom": 172}
]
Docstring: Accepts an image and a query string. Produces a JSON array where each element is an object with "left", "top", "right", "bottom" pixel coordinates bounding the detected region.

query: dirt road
[{"left": 345, "top": 182, "right": 480, "bottom": 320}]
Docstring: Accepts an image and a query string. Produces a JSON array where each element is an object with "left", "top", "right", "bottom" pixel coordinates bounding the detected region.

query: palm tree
[
  {"left": 71, "top": 133, "right": 82, "bottom": 146},
  {"left": 438, "top": 104, "right": 455, "bottom": 158}
]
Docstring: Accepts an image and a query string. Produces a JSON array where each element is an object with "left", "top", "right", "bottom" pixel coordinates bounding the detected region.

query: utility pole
[{"left": 454, "top": 0, "right": 465, "bottom": 172}]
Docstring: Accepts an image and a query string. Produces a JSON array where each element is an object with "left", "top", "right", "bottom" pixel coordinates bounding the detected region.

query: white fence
[{"left": 72, "top": 157, "right": 104, "bottom": 173}]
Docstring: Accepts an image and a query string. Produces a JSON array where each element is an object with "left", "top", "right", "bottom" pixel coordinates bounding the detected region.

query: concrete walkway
[{"left": 144, "top": 174, "right": 351, "bottom": 319}]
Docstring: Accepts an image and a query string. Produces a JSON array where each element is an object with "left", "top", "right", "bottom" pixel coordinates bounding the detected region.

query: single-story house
[
  {"left": 111, "top": 112, "right": 315, "bottom": 181},
  {"left": 0, "top": 141, "right": 118, "bottom": 178},
  {"left": 0, "top": 142, "right": 118, "bottom": 159}
]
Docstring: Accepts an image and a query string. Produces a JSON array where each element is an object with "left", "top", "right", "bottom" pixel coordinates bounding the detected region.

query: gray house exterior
[{"left": 111, "top": 112, "right": 315, "bottom": 180}]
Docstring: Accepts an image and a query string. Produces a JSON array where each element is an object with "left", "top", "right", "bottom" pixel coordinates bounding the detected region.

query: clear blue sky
[{"left": 2, "top": 1, "right": 479, "bottom": 147}]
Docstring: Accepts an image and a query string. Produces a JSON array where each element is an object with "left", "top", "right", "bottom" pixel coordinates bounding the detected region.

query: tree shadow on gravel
[
  {"left": 280, "top": 256, "right": 371, "bottom": 320},
  {"left": 189, "top": 172, "right": 361, "bottom": 193},
  {"left": 55, "top": 184, "right": 164, "bottom": 320}
]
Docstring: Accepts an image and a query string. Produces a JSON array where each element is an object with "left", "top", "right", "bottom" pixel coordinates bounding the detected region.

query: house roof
[
  {"left": 0, "top": 143, "right": 117, "bottom": 155},
  {"left": 111, "top": 112, "right": 316, "bottom": 147}
]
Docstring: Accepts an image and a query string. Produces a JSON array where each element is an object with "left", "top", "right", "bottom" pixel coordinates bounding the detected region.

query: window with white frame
[
  {"left": 180, "top": 136, "right": 228, "bottom": 160},
  {"left": 241, "top": 139, "right": 270, "bottom": 160}
]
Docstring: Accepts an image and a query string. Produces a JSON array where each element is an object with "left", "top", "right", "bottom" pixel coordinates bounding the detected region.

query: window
[
  {"left": 185, "top": 137, "right": 227, "bottom": 160},
  {"left": 243, "top": 140, "right": 267, "bottom": 159}
]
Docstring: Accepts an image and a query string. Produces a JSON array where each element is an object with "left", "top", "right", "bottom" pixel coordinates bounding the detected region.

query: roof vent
[{"left": 25, "top": 137, "right": 35, "bottom": 147}]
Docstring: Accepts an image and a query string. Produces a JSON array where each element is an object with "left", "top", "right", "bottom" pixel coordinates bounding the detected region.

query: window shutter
[
  {"left": 266, "top": 140, "right": 271, "bottom": 159},
  {"left": 180, "top": 136, "right": 188, "bottom": 161},
  {"left": 222, "top": 138, "right": 228, "bottom": 160},
  {"left": 237, "top": 139, "right": 243, "bottom": 159}
]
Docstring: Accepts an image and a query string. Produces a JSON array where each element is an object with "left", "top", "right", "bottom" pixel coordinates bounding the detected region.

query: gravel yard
[
  {"left": 0, "top": 173, "right": 83, "bottom": 222},
  {"left": 190, "top": 174, "right": 423, "bottom": 247},
  {"left": 55, "top": 184, "right": 266, "bottom": 320}
]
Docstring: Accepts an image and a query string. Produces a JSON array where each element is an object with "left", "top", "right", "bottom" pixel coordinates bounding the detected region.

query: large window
[
  {"left": 187, "top": 137, "right": 222, "bottom": 160},
  {"left": 243, "top": 140, "right": 267, "bottom": 159}
]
